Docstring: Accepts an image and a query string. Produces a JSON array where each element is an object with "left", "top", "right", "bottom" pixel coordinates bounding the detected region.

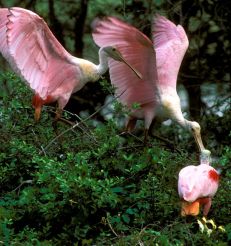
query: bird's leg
[
  {"left": 55, "top": 107, "right": 62, "bottom": 121},
  {"left": 125, "top": 117, "right": 137, "bottom": 132},
  {"left": 148, "top": 118, "right": 157, "bottom": 136},
  {"left": 34, "top": 105, "right": 42, "bottom": 122},
  {"left": 143, "top": 112, "right": 156, "bottom": 146},
  {"left": 181, "top": 198, "right": 212, "bottom": 217},
  {"left": 52, "top": 96, "right": 68, "bottom": 128},
  {"left": 199, "top": 197, "right": 212, "bottom": 217},
  {"left": 52, "top": 107, "right": 63, "bottom": 131},
  {"left": 32, "top": 94, "right": 43, "bottom": 122},
  {"left": 126, "top": 118, "right": 149, "bottom": 145},
  {"left": 144, "top": 129, "right": 149, "bottom": 145}
]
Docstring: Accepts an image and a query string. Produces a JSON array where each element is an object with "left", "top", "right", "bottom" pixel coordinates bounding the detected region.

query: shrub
[{"left": 0, "top": 72, "right": 230, "bottom": 244}]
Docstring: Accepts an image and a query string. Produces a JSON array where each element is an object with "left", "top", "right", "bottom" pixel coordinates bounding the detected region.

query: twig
[
  {"left": 39, "top": 145, "right": 47, "bottom": 156},
  {"left": 119, "top": 131, "right": 144, "bottom": 143},
  {"left": 70, "top": 127, "right": 98, "bottom": 146},
  {"left": 117, "top": 144, "right": 144, "bottom": 151},
  {"left": 139, "top": 223, "right": 157, "bottom": 236},
  {"left": 42, "top": 90, "right": 127, "bottom": 152},
  {"left": 151, "top": 133, "right": 182, "bottom": 153},
  {"left": 56, "top": 117, "right": 75, "bottom": 126},
  {"left": 138, "top": 241, "right": 144, "bottom": 246},
  {"left": 106, "top": 217, "right": 119, "bottom": 238},
  {"left": 41, "top": 122, "right": 81, "bottom": 152},
  {"left": 206, "top": 94, "right": 230, "bottom": 111},
  {"left": 11, "top": 180, "right": 33, "bottom": 193},
  {"left": 47, "top": 107, "right": 89, "bottom": 128},
  {"left": 30, "top": 128, "right": 48, "bottom": 156},
  {"left": 58, "top": 116, "right": 97, "bottom": 143}
]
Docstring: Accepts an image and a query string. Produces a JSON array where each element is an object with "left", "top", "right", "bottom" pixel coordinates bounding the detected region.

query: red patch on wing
[
  {"left": 208, "top": 169, "right": 219, "bottom": 183},
  {"left": 32, "top": 93, "right": 54, "bottom": 108}
]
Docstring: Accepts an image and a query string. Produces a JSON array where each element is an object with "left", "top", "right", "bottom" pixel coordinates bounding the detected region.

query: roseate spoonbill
[
  {"left": 178, "top": 150, "right": 219, "bottom": 216},
  {"left": 92, "top": 15, "right": 209, "bottom": 156},
  {"left": 0, "top": 7, "right": 141, "bottom": 121}
]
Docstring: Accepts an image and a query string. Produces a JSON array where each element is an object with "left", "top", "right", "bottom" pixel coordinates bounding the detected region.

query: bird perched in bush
[
  {"left": 92, "top": 15, "right": 210, "bottom": 157},
  {"left": 0, "top": 7, "right": 141, "bottom": 121},
  {"left": 178, "top": 150, "right": 219, "bottom": 216}
]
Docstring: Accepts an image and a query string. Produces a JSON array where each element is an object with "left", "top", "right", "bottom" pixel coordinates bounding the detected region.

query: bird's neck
[
  {"left": 200, "top": 150, "right": 211, "bottom": 165},
  {"left": 177, "top": 119, "right": 191, "bottom": 130},
  {"left": 174, "top": 118, "right": 193, "bottom": 132},
  {"left": 96, "top": 47, "right": 109, "bottom": 75}
]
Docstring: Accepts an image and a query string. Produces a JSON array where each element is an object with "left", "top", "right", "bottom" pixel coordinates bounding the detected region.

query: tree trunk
[
  {"left": 180, "top": 1, "right": 203, "bottom": 121},
  {"left": 48, "top": 0, "right": 65, "bottom": 47},
  {"left": 74, "top": 0, "right": 88, "bottom": 57},
  {"left": 183, "top": 79, "right": 202, "bottom": 121}
]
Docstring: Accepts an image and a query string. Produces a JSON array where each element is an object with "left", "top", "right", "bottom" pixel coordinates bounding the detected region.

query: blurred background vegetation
[{"left": 0, "top": 0, "right": 230, "bottom": 245}]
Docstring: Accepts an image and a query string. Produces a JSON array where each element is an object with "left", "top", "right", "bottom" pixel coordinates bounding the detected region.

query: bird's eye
[{"left": 112, "top": 48, "right": 116, "bottom": 51}]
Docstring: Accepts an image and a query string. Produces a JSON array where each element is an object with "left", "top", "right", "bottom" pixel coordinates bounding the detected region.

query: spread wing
[
  {"left": 92, "top": 16, "right": 158, "bottom": 107},
  {"left": 153, "top": 15, "right": 189, "bottom": 88},
  {"left": 0, "top": 8, "right": 18, "bottom": 71},
  {"left": 0, "top": 7, "right": 80, "bottom": 99}
]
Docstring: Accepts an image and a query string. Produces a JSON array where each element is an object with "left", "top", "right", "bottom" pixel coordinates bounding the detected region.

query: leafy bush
[{"left": 0, "top": 72, "right": 230, "bottom": 245}]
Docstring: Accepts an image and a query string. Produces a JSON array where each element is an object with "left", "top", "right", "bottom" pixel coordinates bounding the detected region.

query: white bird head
[
  {"left": 200, "top": 149, "right": 211, "bottom": 165},
  {"left": 102, "top": 46, "right": 142, "bottom": 79}
]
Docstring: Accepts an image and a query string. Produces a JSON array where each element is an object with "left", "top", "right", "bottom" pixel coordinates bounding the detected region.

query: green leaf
[
  {"left": 122, "top": 214, "right": 130, "bottom": 224},
  {"left": 111, "top": 186, "right": 124, "bottom": 193},
  {"left": 188, "top": 17, "right": 201, "bottom": 32}
]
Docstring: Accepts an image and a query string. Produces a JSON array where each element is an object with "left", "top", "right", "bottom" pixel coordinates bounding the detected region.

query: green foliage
[
  {"left": 0, "top": 0, "right": 230, "bottom": 244},
  {"left": 0, "top": 72, "right": 230, "bottom": 245}
]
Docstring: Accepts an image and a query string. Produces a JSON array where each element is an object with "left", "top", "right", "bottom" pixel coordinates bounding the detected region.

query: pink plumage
[
  {"left": 92, "top": 15, "right": 210, "bottom": 157},
  {"left": 153, "top": 15, "right": 189, "bottom": 88},
  {"left": 0, "top": 7, "right": 136, "bottom": 121},
  {"left": 93, "top": 17, "right": 157, "bottom": 131},
  {"left": 178, "top": 164, "right": 219, "bottom": 216},
  {"left": 1, "top": 8, "right": 79, "bottom": 97}
]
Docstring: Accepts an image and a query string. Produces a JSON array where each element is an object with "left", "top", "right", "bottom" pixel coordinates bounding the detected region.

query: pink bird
[
  {"left": 92, "top": 15, "right": 209, "bottom": 156},
  {"left": 0, "top": 7, "right": 141, "bottom": 121},
  {"left": 178, "top": 150, "right": 219, "bottom": 216}
]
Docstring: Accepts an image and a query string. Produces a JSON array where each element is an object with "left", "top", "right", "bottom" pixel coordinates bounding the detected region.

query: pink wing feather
[
  {"left": 178, "top": 164, "right": 219, "bottom": 202},
  {"left": 93, "top": 17, "right": 158, "bottom": 107},
  {"left": 153, "top": 15, "right": 189, "bottom": 88},
  {"left": 0, "top": 7, "right": 80, "bottom": 99},
  {"left": 0, "top": 8, "right": 18, "bottom": 72}
]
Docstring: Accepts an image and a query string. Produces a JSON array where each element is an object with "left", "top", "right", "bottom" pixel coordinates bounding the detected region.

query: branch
[
  {"left": 11, "top": 180, "right": 33, "bottom": 193},
  {"left": 106, "top": 214, "right": 119, "bottom": 238},
  {"left": 42, "top": 91, "right": 126, "bottom": 152}
]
